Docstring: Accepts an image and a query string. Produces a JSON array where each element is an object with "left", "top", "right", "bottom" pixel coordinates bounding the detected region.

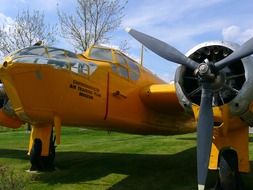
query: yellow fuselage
[{"left": 0, "top": 61, "right": 195, "bottom": 135}]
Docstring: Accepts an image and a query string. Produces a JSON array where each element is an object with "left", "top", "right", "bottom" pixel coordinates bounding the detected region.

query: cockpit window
[
  {"left": 10, "top": 46, "right": 78, "bottom": 59},
  {"left": 47, "top": 47, "right": 77, "bottom": 58},
  {"left": 111, "top": 52, "right": 140, "bottom": 81},
  {"left": 124, "top": 56, "right": 139, "bottom": 72},
  {"left": 115, "top": 53, "right": 126, "bottom": 66},
  {"left": 11, "top": 46, "right": 98, "bottom": 76},
  {"left": 13, "top": 46, "right": 47, "bottom": 57},
  {"left": 47, "top": 48, "right": 65, "bottom": 58},
  {"left": 71, "top": 60, "right": 89, "bottom": 74},
  {"left": 118, "top": 66, "right": 128, "bottom": 79},
  {"left": 47, "top": 58, "right": 68, "bottom": 68},
  {"left": 89, "top": 47, "right": 113, "bottom": 62}
]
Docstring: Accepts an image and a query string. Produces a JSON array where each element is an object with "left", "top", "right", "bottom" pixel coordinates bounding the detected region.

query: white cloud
[
  {"left": 123, "top": 0, "right": 232, "bottom": 55},
  {"left": 0, "top": 12, "right": 14, "bottom": 26},
  {"left": 160, "top": 73, "right": 176, "bottom": 82},
  {"left": 222, "top": 25, "right": 253, "bottom": 44},
  {"left": 0, "top": 12, "right": 14, "bottom": 33},
  {"left": 123, "top": 0, "right": 226, "bottom": 28}
]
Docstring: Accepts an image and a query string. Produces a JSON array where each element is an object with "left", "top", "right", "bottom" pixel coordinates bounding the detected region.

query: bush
[{"left": 0, "top": 165, "right": 30, "bottom": 190}]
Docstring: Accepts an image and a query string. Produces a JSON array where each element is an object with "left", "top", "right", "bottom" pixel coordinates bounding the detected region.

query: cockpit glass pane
[
  {"left": 129, "top": 71, "right": 139, "bottom": 81},
  {"left": 111, "top": 64, "right": 118, "bottom": 73},
  {"left": 89, "top": 47, "right": 112, "bottom": 62},
  {"left": 14, "top": 47, "right": 47, "bottom": 57},
  {"left": 12, "top": 56, "right": 48, "bottom": 64},
  {"left": 11, "top": 46, "right": 97, "bottom": 76},
  {"left": 115, "top": 53, "right": 126, "bottom": 66},
  {"left": 120, "top": 55, "right": 140, "bottom": 81},
  {"left": 47, "top": 48, "right": 64, "bottom": 58},
  {"left": 124, "top": 56, "right": 139, "bottom": 73},
  {"left": 70, "top": 59, "right": 89, "bottom": 75},
  {"left": 118, "top": 66, "right": 128, "bottom": 79},
  {"left": 47, "top": 58, "right": 68, "bottom": 68},
  {"left": 65, "top": 50, "right": 77, "bottom": 58},
  {"left": 87, "top": 62, "right": 98, "bottom": 75}
]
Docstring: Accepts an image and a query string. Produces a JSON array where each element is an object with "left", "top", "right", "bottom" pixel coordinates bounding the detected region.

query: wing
[{"left": 140, "top": 83, "right": 184, "bottom": 113}]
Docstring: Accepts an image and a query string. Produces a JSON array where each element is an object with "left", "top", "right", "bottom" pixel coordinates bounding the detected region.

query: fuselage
[{"left": 0, "top": 45, "right": 195, "bottom": 135}]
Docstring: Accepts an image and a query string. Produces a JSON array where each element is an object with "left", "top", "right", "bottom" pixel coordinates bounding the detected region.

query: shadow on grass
[
  {"left": 0, "top": 148, "right": 252, "bottom": 190},
  {"left": 0, "top": 149, "right": 28, "bottom": 160},
  {"left": 0, "top": 148, "right": 209, "bottom": 189},
  {"left": 249, "top": 137, "right": 253, "bottom": 142},
  {"left": 176, "top": 137, "right": 196, "bottom": 141},
  {"left": 54, "top": 149, "right": 198, "bottom": 190}
]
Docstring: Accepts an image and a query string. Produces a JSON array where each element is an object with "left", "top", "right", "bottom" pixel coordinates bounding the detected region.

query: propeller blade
[
  {"left": 197, "top": 86, "right": 214, "bottom": 190},
  {"left": 126, "top": 28, "right": 199, "bottom": 70},
  {"left": 215, "top": 37, "right": 253, "bottom": 70}
]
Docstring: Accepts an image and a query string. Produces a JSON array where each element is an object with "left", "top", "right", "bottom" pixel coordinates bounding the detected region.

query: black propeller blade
[
  {"left": 126, "top": 28, "right": 199, "bottom": 70},
  {"left": 215, "top": 37, "right": 253, "bottom": 70},
  {"left": 197, "top": 86, "right": 214, "bottom": 190}
]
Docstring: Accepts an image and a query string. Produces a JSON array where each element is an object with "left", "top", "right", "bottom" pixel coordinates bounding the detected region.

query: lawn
[{"left": 0, "top": 127, "right": 253, "bottom": 190}]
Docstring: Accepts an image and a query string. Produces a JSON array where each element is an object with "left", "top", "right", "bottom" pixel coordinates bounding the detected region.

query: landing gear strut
[
  {"left": 214, "top": 149, "right": 244, "bottom": 190},
  {"left": 30, "top": 131, "right": 56, "bottom": 171}
]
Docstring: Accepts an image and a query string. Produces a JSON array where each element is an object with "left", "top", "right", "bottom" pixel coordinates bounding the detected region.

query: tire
[
  {"left": 215, "top": 149, "right": 244, "bottom": 190},
  {"left": 30, "top": 138, "right": 43, "bottom": 171},
  {"left": 42, "top": 134, "right": 56, "bottom": 171},
  {"left": 30, "top": 135, "right": 56, "bottom": 171}
]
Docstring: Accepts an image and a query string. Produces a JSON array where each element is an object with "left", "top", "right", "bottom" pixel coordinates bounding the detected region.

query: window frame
[
  {"left": 88, "top": 47, "right": 113, "bottom": 62},
  {"left": 111, "top": 51, "right": 140, "bottom": 81}
]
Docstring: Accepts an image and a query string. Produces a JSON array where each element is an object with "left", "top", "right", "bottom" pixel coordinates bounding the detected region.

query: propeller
[
  {"left": 126, "top": 28, "right": 199, "bottom": 70},
  {"left": 126, "top": 28, "right": 253, "bottom": 190},
  {"left": 197, "top": 86, "right": 214, "bottom": 190},
  {"left": 215, "top": 37, "right": 253, "bottom": 70}
]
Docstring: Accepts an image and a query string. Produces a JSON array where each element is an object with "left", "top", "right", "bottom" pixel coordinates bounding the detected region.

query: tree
[
  {"left": 58, "top": 0, "right": 127, "bottom": 51},
  {"left": 0, "top": 9, "right": 57, "bottom": 56}
]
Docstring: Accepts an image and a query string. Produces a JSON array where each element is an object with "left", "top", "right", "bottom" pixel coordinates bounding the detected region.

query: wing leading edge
[{"left": 140, "top": 83, "right": 184, "bottom": 113}]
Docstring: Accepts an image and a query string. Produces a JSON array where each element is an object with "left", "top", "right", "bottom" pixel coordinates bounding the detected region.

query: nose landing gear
[{"left": 29, "top": 126, "right": 56, "bottom": 172}]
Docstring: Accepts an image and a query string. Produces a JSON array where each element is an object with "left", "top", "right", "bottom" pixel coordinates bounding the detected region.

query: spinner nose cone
[{"left": 125, "top": 27, "right": 132, "bottom": 33}]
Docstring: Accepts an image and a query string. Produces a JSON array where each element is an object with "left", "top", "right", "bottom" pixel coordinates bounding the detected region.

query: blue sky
[{"left": 0, "top": 0, "right": 253, "bottom": 81}]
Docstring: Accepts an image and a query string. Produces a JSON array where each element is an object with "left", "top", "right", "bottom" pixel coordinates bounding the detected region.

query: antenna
[{"left": 140, "top": 44, "right": 144, "bottom": 67}]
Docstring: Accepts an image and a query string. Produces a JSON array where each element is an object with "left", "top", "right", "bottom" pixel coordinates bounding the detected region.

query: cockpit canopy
[
  {"left": 8, "top": 46, "right": 97, "bottom": 76},
  {"left": 85, "top": 46, "right": 140, "bottom": 81}
]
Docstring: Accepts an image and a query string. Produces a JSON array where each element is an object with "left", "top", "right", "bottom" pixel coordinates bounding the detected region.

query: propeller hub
[
  {"left": 194, "top": 63, "right": 216, "bottom": 82},
  {"left": 198, "top": 63, "right": 209, "bottom": 75}
]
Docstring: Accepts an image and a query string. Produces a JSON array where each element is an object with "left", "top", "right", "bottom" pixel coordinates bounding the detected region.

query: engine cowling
[{"left": 175, "top": 41, "right": 253, "bottom": 125}]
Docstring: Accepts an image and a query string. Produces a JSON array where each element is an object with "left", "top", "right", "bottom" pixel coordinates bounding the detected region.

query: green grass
[{"left": 0, "top": 127, "right": 253, "bottom": 190}]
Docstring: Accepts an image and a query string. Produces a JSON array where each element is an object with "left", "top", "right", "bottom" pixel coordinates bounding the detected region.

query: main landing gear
[
  {"left": 214, "top": 149, "right": 244, "bottom": 190},
  {"left": 29, "top": 117, "right": 61, "bottom": 172},
  {"left": 30, "top": 130, "right": 56, "bottom": 171}
]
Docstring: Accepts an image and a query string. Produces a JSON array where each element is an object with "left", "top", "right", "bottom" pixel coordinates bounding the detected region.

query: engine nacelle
[{"left": 175, "top": 41, "right": 253, "bottom": 126}]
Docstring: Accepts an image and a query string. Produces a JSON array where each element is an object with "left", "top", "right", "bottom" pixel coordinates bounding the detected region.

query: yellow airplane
[{"left": 0, "top": 28, "right": 253, "bottom": 190}]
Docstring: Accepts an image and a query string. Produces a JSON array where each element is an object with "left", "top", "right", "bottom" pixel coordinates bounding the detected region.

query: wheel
[
  {"left": 30, "top": 133, "right": 56, "bottom": 171},
  {"left": 30, "top": 138, "right": 43, "bottom": 171},
  {"left": 214, "top": 149, "right": 244, "bottom": 190},
  {"left": 42, "top": 134, "right": 56, "bottom": 171}
]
